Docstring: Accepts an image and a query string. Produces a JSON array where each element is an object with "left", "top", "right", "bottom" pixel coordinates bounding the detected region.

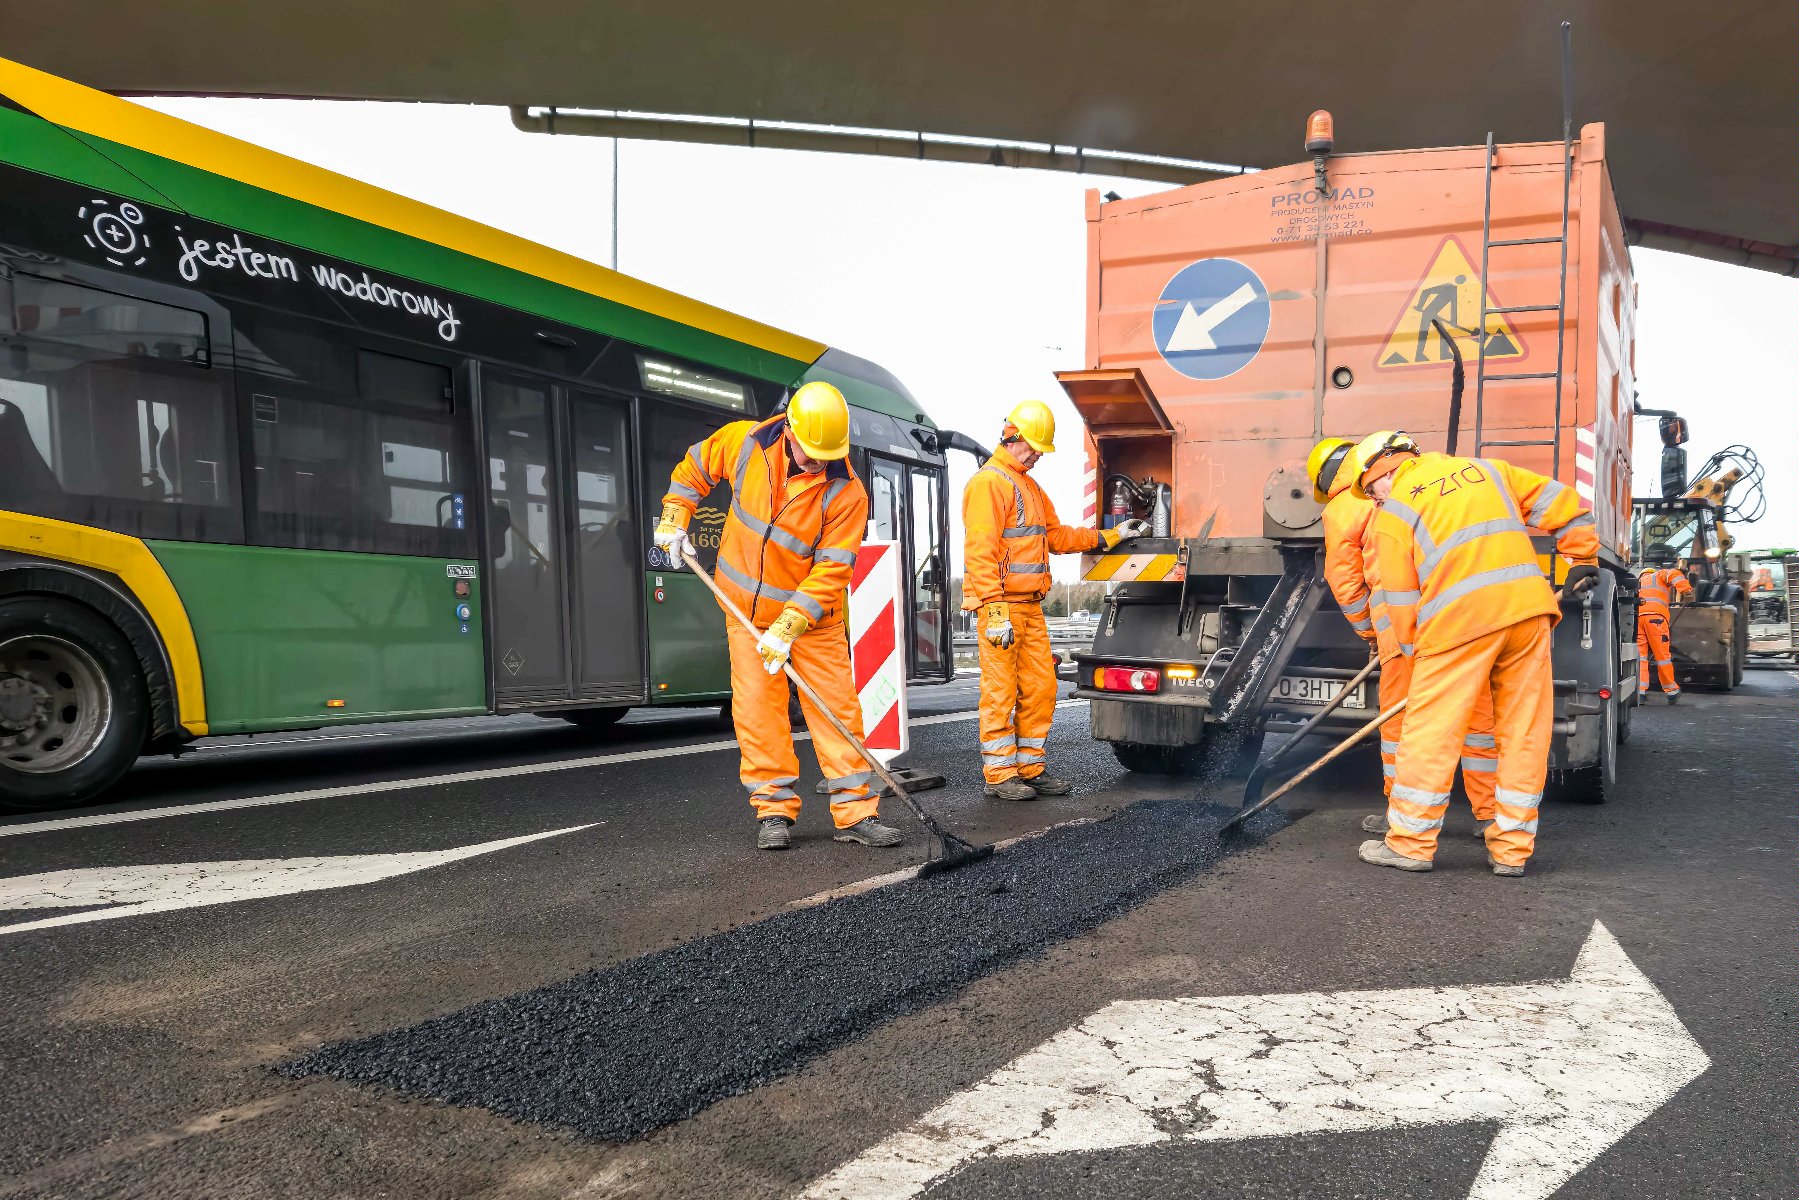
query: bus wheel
[
  {"left": 0, "top": 597, "right": 149, "bottom": 812},
  {"left": 561, "top": 707, "right": 629, "bottom": 731}
]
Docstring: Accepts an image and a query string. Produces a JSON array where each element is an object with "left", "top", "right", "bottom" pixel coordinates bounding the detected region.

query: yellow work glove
[
  {"left": 982, "top": 601, "right": 1015, "bottom": 649},
  {"left": 756, "top": 607, "right": 811, "bottom": 675},
  {"left": 1100, "top": 518, "right": 1152, "bottom": 550},
  {"left": 653, "top": 500, "right": 695, "bottom": 564}
]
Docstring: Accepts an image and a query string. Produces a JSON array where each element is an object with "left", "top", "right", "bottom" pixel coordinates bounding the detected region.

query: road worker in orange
[
  {"left": 1636, "top": 565, "right": 1693, "bottom": 703},
  {"left": 1307, "top": 437, "right": 1498, "bottom": 840},
  {"left": 963, "top": 400, "right": 1146, "bottom": 799},
  {"left": 654, "top": 381, "right": 901, "bottom": 852},
  {"left": 1352, "top": 431, "right": 1599, "bottom": 877}
]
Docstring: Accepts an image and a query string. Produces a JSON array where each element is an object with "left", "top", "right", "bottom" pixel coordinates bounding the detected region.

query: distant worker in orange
[
  {"left": 1636, "top": 565, "right": 1693, "bottom": 704},
  {"left": 1306, "top": 436, "right": 1498, "bottom": 840},
  {"left": 963, "top": 400, "right": 1146, "bottom": 799},
  {"left": 1353, "top": 431, "right": 1600, "bottom": 878},
  {"left": 654, "top": 381, "right": 901, "bottom": 852}
]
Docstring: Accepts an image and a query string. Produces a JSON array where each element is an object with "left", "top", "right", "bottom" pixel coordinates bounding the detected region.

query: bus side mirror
[{"left": 1660, "top": 446, "right": 1687, "bottom": 498}]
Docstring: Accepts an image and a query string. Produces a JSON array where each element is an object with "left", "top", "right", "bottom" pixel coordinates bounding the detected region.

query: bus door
[
  {"left": 864, "top": 452, "right": 952, "bottom": 682},
  {"left": 479, "top": 366, "right": 643, "bottom": 708}
]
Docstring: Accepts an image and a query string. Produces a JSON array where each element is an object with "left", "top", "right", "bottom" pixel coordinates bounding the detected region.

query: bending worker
[
  {"left": 1353, "top": 431, "right": 1598, "bottom": 878},
  {"left": 963, "top": 400, "right": 1146, "bottom": 799},
  {"left": 653, "top": 381, "right": 901, "bottom": 852},
  {"left": 1636, "top": 564, "right": 1693, "bottom": 703},
  {"left": 1308, "top": 437, "right": 1498, "bottom": 840}
]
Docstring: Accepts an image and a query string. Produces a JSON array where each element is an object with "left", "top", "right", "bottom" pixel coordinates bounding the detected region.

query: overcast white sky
[{"left": 143, "top": 99, "right": 1799, "bottom": 573}]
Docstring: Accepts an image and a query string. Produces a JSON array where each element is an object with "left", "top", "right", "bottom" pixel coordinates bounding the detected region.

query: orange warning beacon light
[
  {"left": 1304, "top": 110, "right": 1335, "bottom": 155},
  {"left": 1305, "top": 110, "right": 1334, "bottom": 193}
]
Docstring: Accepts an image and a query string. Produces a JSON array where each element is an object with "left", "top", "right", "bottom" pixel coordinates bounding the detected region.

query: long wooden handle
[
  {"left": 1258, "top": 698, "right": 1407, "bottom": 810},
  {"left": 679, "top": 546, "right": 908, "bottom": 798}
]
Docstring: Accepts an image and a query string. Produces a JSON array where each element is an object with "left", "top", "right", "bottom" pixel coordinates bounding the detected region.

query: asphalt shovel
[{"left": 680, "top": 545, "right": 994, "bottom": 877}]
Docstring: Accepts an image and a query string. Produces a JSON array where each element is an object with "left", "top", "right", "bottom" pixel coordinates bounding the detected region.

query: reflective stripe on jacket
[
  {"left": 1637, "top": 567, "right": 1692, "bottom": 617},
  {"left": 1323, "top": 490, "right": 1407, "bottom": 661},
  {"left": 1372, "top": 453, "right": 1600, "bottom": 657},
  {"left": 663, "top": 414, "right": 868, "bottom": 629},
  {"left": 962, "top": 452, "right": 1101, "bottom": 608}
]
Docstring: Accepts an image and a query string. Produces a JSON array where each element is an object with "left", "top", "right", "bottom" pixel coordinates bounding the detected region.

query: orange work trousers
[
  {"left": 1387, "top": 615, "right": 1553, "bottom": 869},
  {"left": 1377, "top": 655, "right": 1497, "bottom": 821},
  {"left": 1636, "top": 611, "right": 1679, "bottom": 696},
  {"left": 727, "top": 621, "right": 878, "bottom": 828},
  {"left": 976, "top": 601, "right": 1057, "bottom": 784}
]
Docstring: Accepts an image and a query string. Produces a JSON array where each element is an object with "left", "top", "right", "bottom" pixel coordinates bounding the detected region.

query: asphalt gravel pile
[{"left": 285, "top": 798, "right": 1285, "bottom": 1142}]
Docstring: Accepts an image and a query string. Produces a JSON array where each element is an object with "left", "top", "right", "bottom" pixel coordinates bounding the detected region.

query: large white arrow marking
[
  {"left": 1165, "top": 283, "right": 1258, "bottom": 352},
  {"left": 804, "top": 922, "right": 1706, "bottom": 1200},
  {"left": 0, "top": 825, "right": 595, "bottom": 936}
]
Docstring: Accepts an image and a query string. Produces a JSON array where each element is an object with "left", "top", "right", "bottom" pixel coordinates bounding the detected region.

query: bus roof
[{"left": 0, "top": 54, "right": 935, "bottom": 427}]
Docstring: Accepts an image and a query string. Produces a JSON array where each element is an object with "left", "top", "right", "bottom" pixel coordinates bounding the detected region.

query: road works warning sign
[{"left": 1378, "top": 236, "right": 1526, "bottom": 368}]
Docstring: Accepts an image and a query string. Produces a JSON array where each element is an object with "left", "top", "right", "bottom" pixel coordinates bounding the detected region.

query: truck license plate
[{"left": 1273, "top": 675, "right": 1366, "bottom": 709}]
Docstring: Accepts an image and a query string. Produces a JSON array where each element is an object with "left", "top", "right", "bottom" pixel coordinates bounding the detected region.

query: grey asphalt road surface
[{"left": 0, "top": 671, "right": 1792, "bottom": 1200}]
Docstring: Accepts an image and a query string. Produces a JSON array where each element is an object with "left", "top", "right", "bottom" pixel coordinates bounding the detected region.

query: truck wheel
[
  {"left": 1550, "top": 697, "right": 1616, "bottom": 805},
  {"left": 1110, "top": 739, "right": 1208, "bottom": 775},
  {"left": 0, "top": 596, "right": 149, "bottom": 813},
  {"left": 1110, "top": 727, "right": 1261, "bottom": 778},
  {"left": 1731, "top": 608, "right": 1748, "bottom": 687}
]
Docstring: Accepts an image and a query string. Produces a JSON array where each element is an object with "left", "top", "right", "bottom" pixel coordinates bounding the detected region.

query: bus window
[
  {"left": 0, "top": 275, "right": 239, "bottom": 542},
  {"left": 235, "top": 313, "right": 472, "bottom": 558},
  {"left": 909, "top": 467, "right": 947, "bottom": 676},
  {"left": 641, "top": 406, "right": 734, "bottom": 573},
  {"left": 868, "top": 458, "right": 904, "bottom": 541}
]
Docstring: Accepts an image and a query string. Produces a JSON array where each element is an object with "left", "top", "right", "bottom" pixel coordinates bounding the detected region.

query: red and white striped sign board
[
  {"left": 848, "top": 539, "right": 908, "bottom": 764},
  {"left": 1574, "top": 424, "right": 1597, "bottom": 503}
]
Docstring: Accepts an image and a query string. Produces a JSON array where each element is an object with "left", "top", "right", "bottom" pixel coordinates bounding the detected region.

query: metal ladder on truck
[{"left": 1471, "top": 25, "right": 1577, "bottom": 478}]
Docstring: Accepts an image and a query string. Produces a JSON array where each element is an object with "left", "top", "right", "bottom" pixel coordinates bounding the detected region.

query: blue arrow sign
[{"left": 1152, "top": 257, "right": 1271, "bottom": 381}]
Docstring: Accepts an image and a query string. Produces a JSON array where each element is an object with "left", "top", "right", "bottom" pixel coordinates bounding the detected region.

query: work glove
[
  {"left": 1562, "top": 564, "right": 1602, "bottom": 595},
  {"left": 756, "top": 607, "right": 811, "bottom": 675},
  {"left": 653, "top": 500, "right": 696, "bottom": 564},
  {"left": 1100, "top": 518, "right": 1152, "bottom": 550},
  {"left": 982, "top": 601, "right": 1015, "bottom": 649}
]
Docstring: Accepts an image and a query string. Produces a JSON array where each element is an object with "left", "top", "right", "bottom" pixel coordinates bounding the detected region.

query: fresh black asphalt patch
[{"left": 284, "top": 798, "right": 1287, "bottom": 1141}]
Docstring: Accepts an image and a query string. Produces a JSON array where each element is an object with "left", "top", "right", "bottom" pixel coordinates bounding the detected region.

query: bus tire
[
  {"left": 561, "top": 707, "right": 629, "bottom": 731},
  {"left": 0, "top": 596, "right": 149, "bottom": 812}
]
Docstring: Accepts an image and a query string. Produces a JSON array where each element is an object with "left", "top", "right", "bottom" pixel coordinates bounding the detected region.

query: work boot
[
  {"left": 1023, "top": 774, "right": 1073, "bottom": 796},
  {"left": 756, "top": 816, "right": 792, "bottom": 851},
  {"left": 1487, "top": 852, "right": 1525, "bottom": 878},
  {"left": 1357, "top": 839, "right": 1432, "bottom": 872},
  {"left": 833, "top": 817, "right": 903, "bottom": 847},
  {"left": 1472, "top": 818, "right": 1495, "bottom": 841},
  {"left": 1666, "top": 692, "right": 1680, "bottom": 705},
  {"left": 984, "top": 779, "right": 1039, "bottom": 801},
  {"left": 1361, "top": 813, "right": 1388, "bottom": 835}
]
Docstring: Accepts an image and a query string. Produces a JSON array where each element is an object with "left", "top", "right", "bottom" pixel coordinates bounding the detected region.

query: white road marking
[
  {"left": 0, "top": 701, "right": 1084, "bottom": 840},
  {"left": 803, "top": 922, "right": 1707, "bottom": 1200},
  {"left": 0, "top": 825, "right": 595, "bottom": 936},
  {"left": 1166, "top": 284, "right": 1257, "bottom": 352}
]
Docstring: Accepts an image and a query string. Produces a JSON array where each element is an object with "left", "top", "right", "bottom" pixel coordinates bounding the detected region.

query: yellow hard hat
[
  {"left": 1306, "top": 437, "right": 1358, "bottom": 502},
  {"left": 1348, "top": 430, "right": 1423, "bottom": 499},
  {"left": 1004, "top": 399, "right": 1057, "bottom": 453},
  {"left": 785, "top": 381, "right": 851, "bottom": 460}
]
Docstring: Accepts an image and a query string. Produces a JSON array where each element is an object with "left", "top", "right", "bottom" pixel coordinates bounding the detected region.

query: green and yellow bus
[{"left": 0, "top": 57, "right": 964, "bottom": 811}]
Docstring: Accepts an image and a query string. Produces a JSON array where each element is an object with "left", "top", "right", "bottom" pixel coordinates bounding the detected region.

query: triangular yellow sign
[{"left": 1377, "top": 235, "right": 1527, "bottom": 368}]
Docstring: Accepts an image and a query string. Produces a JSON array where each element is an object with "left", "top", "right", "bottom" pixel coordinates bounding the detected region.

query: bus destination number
[{"left": 446, "top": 564, "right": 478, "bottom": 579}]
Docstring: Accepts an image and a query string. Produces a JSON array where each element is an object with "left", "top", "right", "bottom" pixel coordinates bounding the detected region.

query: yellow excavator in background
[{"left": 1630, "top": 405, "right": 1765, "bottom": 691}]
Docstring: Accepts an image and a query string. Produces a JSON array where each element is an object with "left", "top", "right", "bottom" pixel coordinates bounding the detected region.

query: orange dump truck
[{"left": 1061, "top": 121, "right": 1640, "bottom": 802}]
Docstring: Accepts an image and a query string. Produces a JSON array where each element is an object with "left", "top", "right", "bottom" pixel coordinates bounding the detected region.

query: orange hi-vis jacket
[
  {"left": 1371, "top": 453, "right": 1599, "bottom": 658},
  {"left": 664, "top": 414, "right": 869, "bottom": 629},
  {"left": 1322, "top": 491, "right": 1405, "bottom": 664},
  {"left": 962, "top": 452, "right": 1103, "bottom": 609},
  {"left": 1637, "top": 567, "right": 1693, "bottom": 618}
]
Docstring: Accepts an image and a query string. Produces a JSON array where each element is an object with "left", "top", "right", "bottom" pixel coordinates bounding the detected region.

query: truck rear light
[
  {"left": 1094, "top": 667, "right": 1159, "bottom": 693},
  {"left": 1598, "top": 687, "right": 1613, "bottom": 700},
  {"left": 1165, "top": 665, "right": 1198, "bottom": 680}
]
